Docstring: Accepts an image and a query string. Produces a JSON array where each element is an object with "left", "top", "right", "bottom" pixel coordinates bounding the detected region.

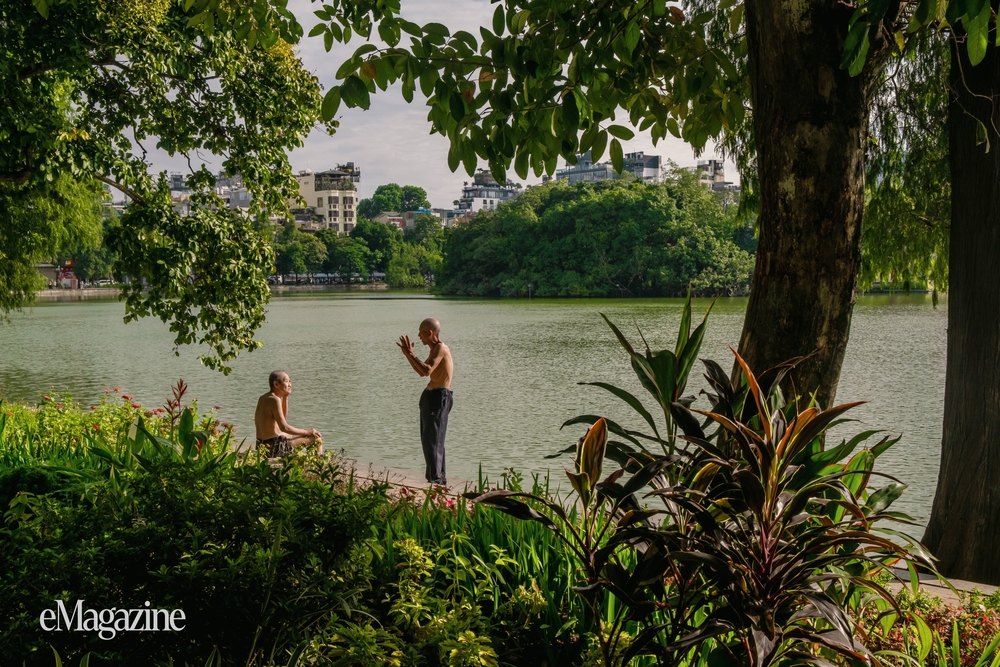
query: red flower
[
  {"left": 113, "top": 387, "right": 120, "bottom": 392},
  {"left": 214, "top": 405, "right": 221, "bottom": 410},
  {"left": 122, "top": 394, "right": 132, "bottom": 400},
  {"left": 104, "top": 389, "right": 111, "bottom": 394},
  {"left": 131, "top": 403, "right": 140, "bottom": 409},
  {"left": 144, "top": 410, "right": 154, "bottom": 417},
  {"left": 92, "top": 424, "right": 100, "bottom": 431},
  {"left": 90, "top": 406, "right": 97, "bottom": 410},
  {"left": 43, "top": 395, "right": 51, "bottom": 401}
]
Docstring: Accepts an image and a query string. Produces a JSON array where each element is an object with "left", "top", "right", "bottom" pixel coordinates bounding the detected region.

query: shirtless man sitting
[
  {"left": 397, "top": 318, "right": 454, "bottom": 485},
  {"left": 254, "top": 370, "right": 321, "bottom": 458}
]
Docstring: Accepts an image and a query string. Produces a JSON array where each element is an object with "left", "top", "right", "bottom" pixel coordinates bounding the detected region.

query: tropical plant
[{"left": 469, "top": 305, "right": 936, "bottom": 667}]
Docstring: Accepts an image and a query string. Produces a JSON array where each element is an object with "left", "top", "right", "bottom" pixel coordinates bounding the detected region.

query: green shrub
[{"left": 0, "top": 396, "right": 383, "bottom": 666}]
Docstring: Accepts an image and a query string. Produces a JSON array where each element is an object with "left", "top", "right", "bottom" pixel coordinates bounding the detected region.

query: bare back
[
  {"left": 425, "top": 342, "right": 454, "bottom": 390},
  {"left": 254, "top": 393, "right": 284, "bottom": 440}
]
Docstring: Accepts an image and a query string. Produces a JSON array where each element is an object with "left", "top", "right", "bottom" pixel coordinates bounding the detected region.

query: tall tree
[
  {"left": 920, "top": 26, "right": 1000, "bottom": 585},
  {"left": 350, "top": 217, "right": 402, "bottom": 272},
  {"left": 357, "top": 183, "right": 404, "bottom": 218},
  {"left": 399, "top": 185, "right": 431, "bottom": 212},
  {"left": 5, "top": 0, "right": 329, "bottom": 371}
]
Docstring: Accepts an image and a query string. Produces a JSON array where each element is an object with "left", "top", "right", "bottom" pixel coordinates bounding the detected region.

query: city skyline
[{"left": 150, "top": 0, "right": 737, "bottom": 210}]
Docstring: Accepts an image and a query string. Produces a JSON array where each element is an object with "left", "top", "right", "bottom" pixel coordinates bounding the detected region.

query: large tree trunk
[
  {"left": 922, "top": 34, "right": 1000, "bottom": 586},
  {"left": 738, "top": 1, "right": 883, "bottom": 408}
]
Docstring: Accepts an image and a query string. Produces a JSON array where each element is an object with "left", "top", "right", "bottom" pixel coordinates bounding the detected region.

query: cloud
[{"left": 149, "top": 0, "right": 738, "bottom": 209}]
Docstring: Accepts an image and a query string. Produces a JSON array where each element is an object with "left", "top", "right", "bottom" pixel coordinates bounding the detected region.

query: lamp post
[{"left": 527, "top": 282, "right": 532, "bottom": 300}]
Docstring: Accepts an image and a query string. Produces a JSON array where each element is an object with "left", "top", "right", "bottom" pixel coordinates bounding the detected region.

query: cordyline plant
[{"left": 468, "top": 302, "right": 937, "bottom": 667}]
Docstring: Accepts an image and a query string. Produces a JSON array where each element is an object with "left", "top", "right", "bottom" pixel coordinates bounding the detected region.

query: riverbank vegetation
[{"left": 437, "top": 171, "right": 754, "bottom": 298}]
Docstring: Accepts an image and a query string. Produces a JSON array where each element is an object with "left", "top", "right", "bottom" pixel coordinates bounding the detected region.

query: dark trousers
[{"left": 419, "top": 388, "right": 452, "bottom": 485}]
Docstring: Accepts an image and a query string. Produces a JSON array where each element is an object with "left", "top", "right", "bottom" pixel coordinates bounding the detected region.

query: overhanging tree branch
[{"left": 94, "top": 174, "right": 144, "bottom": 204}]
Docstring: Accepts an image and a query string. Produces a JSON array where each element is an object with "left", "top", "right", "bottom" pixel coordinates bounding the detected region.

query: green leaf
[
  {"left": 33, "top": 0, "right": 49, "bottom": 19},
  {"left": 965, "top": 0, "right": 991, "bottom": 66},
  {"left": 607, "top": 124, "right": 634, "bottom": 140},
  {"left": 842, "top": 21, "right": 871, "bottom": 76},
  {"left": 591, "top": 129, "right": 608, "bottom": 162},
  {"left": 423, "top": 22, "right": 450, "bottom": 37},
  {"left": 321, "top": 87, "right": 341, "bottom": 121},
  {"left": 450, "top": 93, "right": 465, "bottom": 122},
  {"left": 610, "top": 138, "right": 624, "bottom": 173},
  {"left": 187, "top": 11, "right": 210, "bottom": 26},
  {"left": 514, "top": 148, "right": 529, "bottom": 179},
  {"left": 562, "top": 91, "right": 580, "bottom": 131},
  {"left": 624, "top": 21, "right": 640, "bottom": 53},
  {"left": 581, "top": 382, "right": 661, "bottom": 439},
  {"left": 342, "top": 75, "right": 371, "bottom": 110},
  {"left": 729, "top": 4, "right": 744, "bottom": 34},
  {"left": 492, "top": 5, "right": 505, "bottom": 35},
  {"left": 308, "top": 23, "right": 325, "bottom": 38},
  {"left": 866, "top": 483, "right": 906, "bottom": 513}
]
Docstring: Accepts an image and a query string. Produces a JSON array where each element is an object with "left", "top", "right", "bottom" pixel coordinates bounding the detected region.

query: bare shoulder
[
  {"left": 256, "top": 393, "right": 280, "bottom": 409},
  {"left": 438, "top": 342, "right": 452, "bottom": 356}
]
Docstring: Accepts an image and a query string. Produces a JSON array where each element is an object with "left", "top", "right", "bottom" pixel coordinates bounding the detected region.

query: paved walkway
[
  {"left": 343, "top": 458, "right": 471, "bottom": 496},
  {"left": 887, "top": 567, "right": 998, "bottom": 606}
]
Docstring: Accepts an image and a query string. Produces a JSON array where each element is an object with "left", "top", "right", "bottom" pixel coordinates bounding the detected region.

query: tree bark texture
[
  {"left": 739, "top": 0, "right": 880, "bottom": 408},
  {"left": 922, "top": 34, "right": 1000, "bottom": 586}
]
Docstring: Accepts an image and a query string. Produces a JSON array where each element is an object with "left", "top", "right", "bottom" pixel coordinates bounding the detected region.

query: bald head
[
  {"left": 419, "top": 318, "right": 441, "bottom": 334},
  {"left": 269, "top": 370, "right": 289, "bottom": 391}
]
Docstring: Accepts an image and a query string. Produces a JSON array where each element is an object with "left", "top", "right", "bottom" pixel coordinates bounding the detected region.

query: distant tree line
[
  {"left": 436, "top": 170, "right": 756, "bottom": 297},
  {"left": 273, "top": 215, "right": 443, "bottom": 288}
]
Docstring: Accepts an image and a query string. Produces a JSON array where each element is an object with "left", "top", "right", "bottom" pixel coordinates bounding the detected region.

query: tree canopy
[
  {"left": 439, "top": 171, "right": 753, "bottom": 297},
  {"left": 3, "top": 0, "right": 330, "bottom": 370},
  {"left": 357, "top": 183, "right": 431, "bottom": 218}
]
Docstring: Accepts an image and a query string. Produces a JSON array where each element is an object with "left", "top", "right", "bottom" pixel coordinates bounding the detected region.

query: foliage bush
[
  {"left": 437, "top": 171, "right": 754, "bottom": 298},
  {"left": 0, "top": 392, "right": 383, "bottom": 666}
]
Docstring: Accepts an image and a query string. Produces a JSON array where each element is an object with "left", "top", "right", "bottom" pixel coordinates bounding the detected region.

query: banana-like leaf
[
  {"left": 675, "top": 290, "right": 693, "bottom": 356},
  {"left": 622, "top": 456, "right": 680, "bottom": 496},
  {"left": 600, "top": 312, "right": 637, "bottom": 356},
  {"left": 671, "top": 401, "right": 704, "bottom": 438},
  {"left": 560, "top": 414, "right": 647, "bottom": 449},
  {"left": 865, "top": 483, "right": 906, "bottom": 514},
  {"left": 578, "top": 418, "right": 608, "bottom": 495},
  {"left": 646, "top": 348, "right": 677, "bottom": 406},
  {"left": 677, "top": 304, "right": 713, "bottom": 394},
  {"left": 565, "top": 469, "right": 591, "bottom": 505},
  {"left": 732, "top": 347, "right": 770, "bottom": 441},
  {"left": 579, "top": 383, "right": 660, "bottom": 439},
  {"left": 466, "top": 490, "right": 556, "bottom": 528}
]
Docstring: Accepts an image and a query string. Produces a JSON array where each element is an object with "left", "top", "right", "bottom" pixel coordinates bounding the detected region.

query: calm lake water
[{"left": 0, "top": 292, "right": 946, "bottom": 526}]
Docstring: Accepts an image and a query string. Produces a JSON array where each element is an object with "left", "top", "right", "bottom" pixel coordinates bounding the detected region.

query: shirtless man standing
[
  {"left": 254, "top": 370, "right": 321, "bottom": 457},
  {"left": 398, "top": 318, "right": 454, "bottom": 485}
]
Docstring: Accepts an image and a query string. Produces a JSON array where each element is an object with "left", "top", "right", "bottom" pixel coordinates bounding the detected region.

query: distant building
[
  {"left": 696, "top": 159, "right": 737, "bottom": 192},
  {"left": 556, "top": 150, "right": 662, "bottom": 184},
  {"left": 373, "top": 211, "right": 404, "bottom": 228},
  {"left": 430, "top": 207, "right": 458, "bottom": 227},
  {"left": 456, "top": 169, "right": 522, "bottom": 216},
  {"left": 295, "top": 164, "right": 360, "bottom": 233}
]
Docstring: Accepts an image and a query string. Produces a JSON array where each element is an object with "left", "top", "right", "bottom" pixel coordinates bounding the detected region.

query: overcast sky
[{"left": 151, "top": 0, "right": 735, "bottom": 209}]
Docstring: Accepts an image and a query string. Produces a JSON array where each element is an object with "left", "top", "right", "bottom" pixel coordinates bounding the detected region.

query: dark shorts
[
  {"left": 419, "top": 388, "right": 452, "bottom": 485},
  {"left": 256, "top": 435, "right": 293, "bottom": 458}
]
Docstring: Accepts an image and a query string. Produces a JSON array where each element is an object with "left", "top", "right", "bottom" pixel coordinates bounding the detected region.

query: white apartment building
[
  {"left": 294, "top": 163, "right": 361, "bottom": 233},
  {"left": 456, "top": 169, "right": 521, "bottom": 216}
]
